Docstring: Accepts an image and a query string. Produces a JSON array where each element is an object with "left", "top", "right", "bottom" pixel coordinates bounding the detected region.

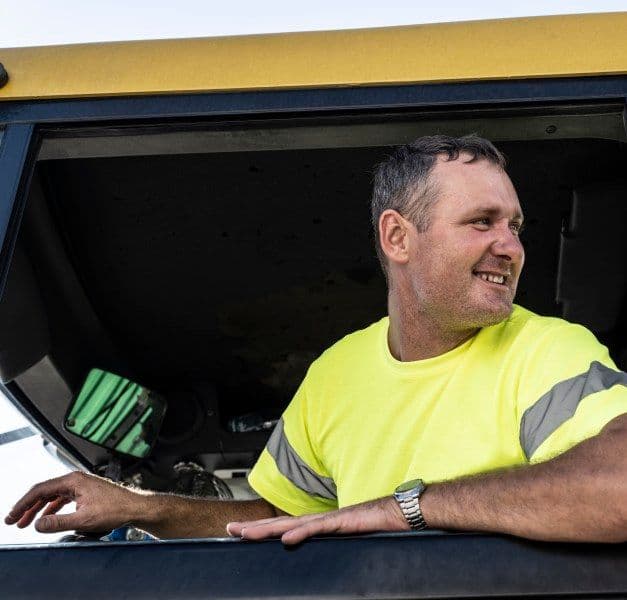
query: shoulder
[
  {"left": 493, "top": 304, "right": 599, "bottom": 348},
  {"left": 493, "top": 305, "right": 613, "bottom": 374}
]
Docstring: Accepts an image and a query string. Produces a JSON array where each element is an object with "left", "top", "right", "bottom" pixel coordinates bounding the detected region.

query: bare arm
[
  {"left": 421, "top": 412, "right": 627, "bottom": 542},
  {"left": 137, "top": 492, "right": 282, "bottom": 539},
  {"left": 228, "top": 413, "right": 627, "bottom": 544},
  {"left": 4, "top": 471, "right": 283, "bottom": 538}
]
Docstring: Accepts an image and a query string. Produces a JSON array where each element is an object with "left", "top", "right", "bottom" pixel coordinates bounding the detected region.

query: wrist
[
  {"left": 386, "top": 495, "right": 412, "bottom": 531},
  {"left": 393, "top": 478, "right": 428, "bottom": 531},
  {"left": 418, "top": 484, "right": 444, "bottom": 530},
  {"left": 127, "top": 489, "right": 163, "bottom": 530}
]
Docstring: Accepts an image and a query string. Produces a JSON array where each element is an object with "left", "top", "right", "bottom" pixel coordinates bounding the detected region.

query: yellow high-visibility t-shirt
[{"left": 248, "top": 305, "right": 627, "bottom": 516}]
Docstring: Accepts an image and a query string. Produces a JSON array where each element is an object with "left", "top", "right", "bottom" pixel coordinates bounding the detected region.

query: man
[{"left": 6, "top": 135, "right": 627, "bottom": 544}]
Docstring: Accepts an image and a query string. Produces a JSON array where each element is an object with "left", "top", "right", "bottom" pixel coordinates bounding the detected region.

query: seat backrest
[{"left": 556, "top": 180, "right": 627, "bottom": 335}]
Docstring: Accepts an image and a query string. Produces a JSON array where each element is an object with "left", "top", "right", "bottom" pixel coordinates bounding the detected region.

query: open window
[{"left": 1, "top": 101, "right": 626, "bottom": 490}]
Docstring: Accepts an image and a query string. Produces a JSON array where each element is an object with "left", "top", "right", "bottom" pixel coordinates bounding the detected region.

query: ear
[{"left": 379, "top": 209, "right": 411, "bottom": 266}]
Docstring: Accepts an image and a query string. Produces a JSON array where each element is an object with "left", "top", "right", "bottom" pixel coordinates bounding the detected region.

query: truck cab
[{"left": 1, "top": 12, "right": 626, "bottom": 598}]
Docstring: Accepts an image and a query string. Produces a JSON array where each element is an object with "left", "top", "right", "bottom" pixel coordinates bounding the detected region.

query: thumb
[{"left": 35, "top": 512, "right": 83, "bottom": 534}]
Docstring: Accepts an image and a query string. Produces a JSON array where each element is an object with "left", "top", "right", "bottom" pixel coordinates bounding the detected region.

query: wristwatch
[{"left": 394, "top": 478, "right": 428, "bottom": 531}]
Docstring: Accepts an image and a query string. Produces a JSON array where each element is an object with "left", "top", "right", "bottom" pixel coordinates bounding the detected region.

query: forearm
[
  {"left": 421, "top": 414, "right": 627, "bottom": 542},
  {"left": 223, "top": 416, "right": 627, "bottom": 545},
  {"left": 131, "top": 494, "right": 277, "bottom": 539}
]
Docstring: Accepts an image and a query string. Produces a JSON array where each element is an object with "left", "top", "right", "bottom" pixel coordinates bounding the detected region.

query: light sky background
[
  {"left": 1, "top": 0, "right": 627, "bottom": 48},
  {"left": 1, "top": 0, "right": 626, "bottom": 546},
  {"left": 0, "top": 397, "right": 71, "bottom": 544}
]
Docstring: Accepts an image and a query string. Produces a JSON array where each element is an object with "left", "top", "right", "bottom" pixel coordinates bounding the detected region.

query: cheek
[
  {"left": 518, "top": 245, "right": 526, "bottom": 270},
  {"left": 439, "top": 234, "right": 482, "bottom": 270},
  {"left": 460, "top": 229, "right": 488, "bottom": 250},
  {"left": 461, "top": 232, "right": 502, "bottom": 269},
  {"left": 412, "top": 230, "right": 482, "bottom": 287}
]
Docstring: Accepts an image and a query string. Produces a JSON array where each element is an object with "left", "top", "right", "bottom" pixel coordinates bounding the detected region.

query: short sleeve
[
  {"left": 516, "top": 322, "right": 627, "bottom": 464},
  {"left": 248, "top": 373, "right": 338, "bottom": 516}
]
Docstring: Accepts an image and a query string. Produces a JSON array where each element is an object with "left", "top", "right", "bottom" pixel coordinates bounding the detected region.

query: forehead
[{"left": 429, "top": 154, "right": 523, "bottom": 219}]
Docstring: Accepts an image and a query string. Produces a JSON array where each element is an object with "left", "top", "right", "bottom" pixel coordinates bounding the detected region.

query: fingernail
[
  {"left": 240, "top": 528, "right": 247, "bottom": 539},
  {"left": 226, "top": 523, "right": 233, "bottom": 536}
]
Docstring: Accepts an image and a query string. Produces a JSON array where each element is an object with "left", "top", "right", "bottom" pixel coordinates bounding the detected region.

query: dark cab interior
[{"left": 1, "top": 105, "right": 626, "bottom": 493}]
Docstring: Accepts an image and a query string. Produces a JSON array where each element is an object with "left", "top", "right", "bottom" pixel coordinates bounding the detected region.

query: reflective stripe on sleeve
[
  {"left": 520, "top": 361, "right": 627, "bottom": 459},
  {"left": 266, "top": 417, "right": 337, "bottom": 500}
]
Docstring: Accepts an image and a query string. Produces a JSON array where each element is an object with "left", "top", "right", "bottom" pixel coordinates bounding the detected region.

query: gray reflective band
[
  {"left": 520, "top": 361, "right": 627, "bottom": 459},
  {"left": 266, "top": 418, "right": 337, "bottom": 500}
]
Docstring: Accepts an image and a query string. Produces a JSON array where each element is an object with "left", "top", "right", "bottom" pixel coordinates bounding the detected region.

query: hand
[
  {"left": 4, "top": 471, "right": 147, "bottom": 535},
  {"left": 227, "top": 496, "right": 409, "bottom": 545}
]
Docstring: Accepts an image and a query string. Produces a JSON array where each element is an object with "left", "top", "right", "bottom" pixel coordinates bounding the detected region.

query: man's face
[{"left": 401, "top": 155, "right": 525, "bottom": 330}]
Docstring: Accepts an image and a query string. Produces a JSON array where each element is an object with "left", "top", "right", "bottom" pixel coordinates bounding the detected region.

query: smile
[{"left": 473, "top": 271, "right": 510, "bottom": 286}]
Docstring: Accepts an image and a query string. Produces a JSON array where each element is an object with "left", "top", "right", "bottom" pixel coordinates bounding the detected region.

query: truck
[{"left": 0, "top": 11, "right": 626, "bottom": 598}]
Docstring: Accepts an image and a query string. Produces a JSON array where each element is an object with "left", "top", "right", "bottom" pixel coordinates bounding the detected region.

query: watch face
[{"left": 395, "top": 478, "right": 424, "bottom": 494}]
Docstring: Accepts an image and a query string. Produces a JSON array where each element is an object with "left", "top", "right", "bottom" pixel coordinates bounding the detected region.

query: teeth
[{"left": 477, "top": 273, "right": 505, "bottom": 284}]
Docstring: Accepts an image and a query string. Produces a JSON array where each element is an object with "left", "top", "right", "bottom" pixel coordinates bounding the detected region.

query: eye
[
  {"left": 472, "top": 218, "right": 491, "bottom": 228},
  {"left": 510, "top": 222, "right": 525, "bottom": 235}
]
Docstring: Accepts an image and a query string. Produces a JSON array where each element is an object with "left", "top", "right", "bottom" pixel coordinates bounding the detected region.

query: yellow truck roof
[{"left": 1, "top": 12, "right": 627, "bottom": 101}]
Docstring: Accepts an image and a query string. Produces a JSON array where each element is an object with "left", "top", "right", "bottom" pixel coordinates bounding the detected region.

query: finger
[
  {"left": 281, "top": 514, "right": 346, "bottom": 545},
  {"left": 240, "top": 515, "right": 327, "bottom": 541},
  {"left": 280, "top": 501, "right": 394, "bottom": 545},
  {"left": 229, "top": 513, "right": 324, "bottom": 537},
  {"left": 226, "top": 515, "right": 287, "bottom": 536},
  {"left": 17, "top": 496, "right": 72, "bottom": 528},
  {"left": 15, "top": 499, "right": 47, "bottom": 528},
  {"left": 34, "top": 511, "right": 85, "bottom": 534},
  {"left": 6, "top": 474, "right": 77, "bottom": 524},
  {"left": 41, "top": 498, "right": 71, "bottom": 517}
]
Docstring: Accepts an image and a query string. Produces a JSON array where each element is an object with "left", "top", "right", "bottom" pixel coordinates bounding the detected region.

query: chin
[{"left": 461, "top": 298, "right": 514, "bottom": 329}]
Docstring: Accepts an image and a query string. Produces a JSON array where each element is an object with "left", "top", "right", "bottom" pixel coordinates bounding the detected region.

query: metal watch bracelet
[
  {"left": 394, "top": 479, "right": 428, "bottom": 531},
  {"left": 397, "top": 494, "right": 427, "bottom": 530}
]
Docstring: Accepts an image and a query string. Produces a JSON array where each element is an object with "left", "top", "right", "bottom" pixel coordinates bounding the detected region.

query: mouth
[{"left": 472, "top": 270, "right": 511, "bottom": 287}]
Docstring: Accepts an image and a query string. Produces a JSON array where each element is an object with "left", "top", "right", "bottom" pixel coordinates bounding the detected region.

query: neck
[{"left": 387, "top": 291, "right": 478, "bottom": 362}]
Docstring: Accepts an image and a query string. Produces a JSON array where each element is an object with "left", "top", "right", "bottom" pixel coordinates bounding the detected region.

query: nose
[{"left": 490, "top": 222, "right": 524, "bottom": 264}]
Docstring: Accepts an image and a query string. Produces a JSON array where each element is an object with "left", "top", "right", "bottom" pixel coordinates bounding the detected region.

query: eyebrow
[{"left": 471, "top": 206, "right": 525, "bottom": 222}]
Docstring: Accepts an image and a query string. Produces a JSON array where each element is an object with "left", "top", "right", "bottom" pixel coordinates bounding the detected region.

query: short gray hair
[{"left": 371, "top": 134, "right": 506, "bottom": 274}]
